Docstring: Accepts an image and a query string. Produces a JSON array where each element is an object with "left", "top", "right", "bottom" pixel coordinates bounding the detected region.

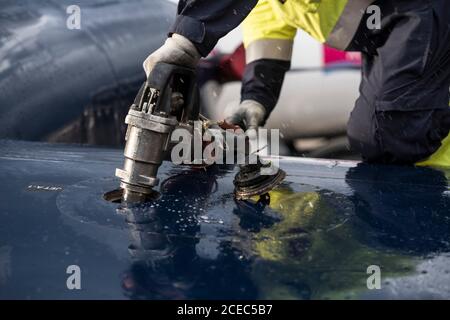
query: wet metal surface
[{"left": 0, "top": 140, "right": 449, "bottom": 299}]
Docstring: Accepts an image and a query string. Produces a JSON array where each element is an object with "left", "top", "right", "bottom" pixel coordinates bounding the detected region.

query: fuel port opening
[{"left": 103, "top": 188, "right": 161, "bottom": 204}]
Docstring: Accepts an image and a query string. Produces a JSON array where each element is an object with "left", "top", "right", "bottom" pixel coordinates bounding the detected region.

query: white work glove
[
  {"left": 224, "top": 100, "right": 267, "bottom": 132},
  {"left": 143, "top": 34, "right": 201, "bottom": 77}
]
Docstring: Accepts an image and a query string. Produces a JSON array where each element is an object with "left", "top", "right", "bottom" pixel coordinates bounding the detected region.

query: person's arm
[
  {"left": 223, "top": 58, "right": 290, "bottom": 130},
  {"left": 240, "top": 59, "right": 291, "bottom": 121},
  {"left": 170, "top": 0, "right": 258, "bottom": 57},
  {"left": 224, "top": 0, "right": 296, "bottom": 128},
  {"left": 143, "top": 0, "right": 257, "bottom": 77}
]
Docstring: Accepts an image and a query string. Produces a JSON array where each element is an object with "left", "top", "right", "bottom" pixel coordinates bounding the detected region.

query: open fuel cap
[{"left": 233, "top": 162, "right": 286, "bottom": 200}]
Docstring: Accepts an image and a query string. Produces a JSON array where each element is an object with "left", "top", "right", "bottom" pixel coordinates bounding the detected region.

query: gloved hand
[
  {"left": 143, "top": 34, "right": 201, "bottom": 77},
  {"left": 224, "top": 100, "right": 267, "bottom": 131}
]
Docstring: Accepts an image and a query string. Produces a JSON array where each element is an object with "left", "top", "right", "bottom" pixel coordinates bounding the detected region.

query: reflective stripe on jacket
[{"left": 243, "top": 0, "right": 376, "bottom": 62}]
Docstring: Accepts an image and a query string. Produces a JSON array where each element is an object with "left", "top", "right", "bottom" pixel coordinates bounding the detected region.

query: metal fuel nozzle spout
[{"left": 116, "top": 62, "right": 200, "bottom": 203}]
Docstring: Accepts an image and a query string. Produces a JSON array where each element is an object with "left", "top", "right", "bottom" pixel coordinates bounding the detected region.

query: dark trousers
[{"left": 347, "top": 0, "right": 450, "bottom": 164}]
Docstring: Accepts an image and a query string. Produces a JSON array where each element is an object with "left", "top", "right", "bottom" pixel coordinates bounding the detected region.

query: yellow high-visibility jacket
[{"left": 243, "top": 0, "right": 375, "bottom": 62}]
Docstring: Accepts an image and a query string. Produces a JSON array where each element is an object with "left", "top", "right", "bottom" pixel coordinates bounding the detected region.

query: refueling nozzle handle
[{"left": 135, "top": 62, "right": 200, "bottom": 122}]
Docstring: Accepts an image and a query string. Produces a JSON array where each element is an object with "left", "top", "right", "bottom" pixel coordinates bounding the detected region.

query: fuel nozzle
[
  {"left": 116, "top": 63, "right": 200, "bottom": 203},
  {"left": 115, "top": 63, "right": 285, "bottom": 204}
]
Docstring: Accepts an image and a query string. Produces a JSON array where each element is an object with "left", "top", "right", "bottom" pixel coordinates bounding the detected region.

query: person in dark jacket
[{"left": 143, "top": 0, "right": 450, "bottom": 166}]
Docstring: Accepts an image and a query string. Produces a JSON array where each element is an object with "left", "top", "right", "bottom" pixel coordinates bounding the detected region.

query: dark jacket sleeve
[
  {"left": 241, "top": 59, "right": 291, "bottom": 119},
  {"left": 169, "top": 0, "right": 258, "bottom": 57}
]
